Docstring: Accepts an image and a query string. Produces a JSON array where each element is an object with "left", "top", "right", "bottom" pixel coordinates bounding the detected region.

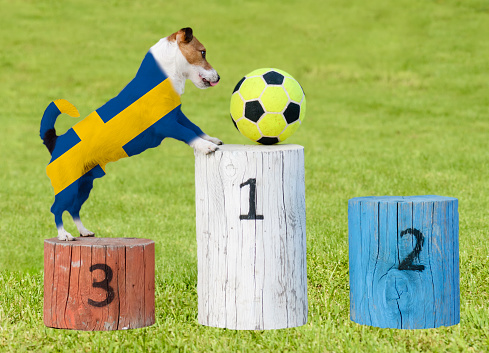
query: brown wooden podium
[{"left": 44, "top": 237, "right": 155, "bottom": 331}]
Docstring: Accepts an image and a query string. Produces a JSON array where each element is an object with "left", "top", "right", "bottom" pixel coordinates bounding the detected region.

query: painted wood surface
[
  {"left": 44, "top": 237, "right": 155, "bottom": 331},
  {"left": 195, "top": 144, "right": 308, "bottom": 330},
  {"left": 348, "top": 196, "right": 460, "bottom": 329}
]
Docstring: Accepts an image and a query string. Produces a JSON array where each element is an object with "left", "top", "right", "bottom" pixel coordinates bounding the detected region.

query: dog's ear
[{"left": 176, "top": 27, "right": 193, "bottom": 44}]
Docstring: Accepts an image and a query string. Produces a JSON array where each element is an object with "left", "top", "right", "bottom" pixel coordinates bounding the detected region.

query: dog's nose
[{"left": 210, "top": 75, "right": 220, "bottom": 86}]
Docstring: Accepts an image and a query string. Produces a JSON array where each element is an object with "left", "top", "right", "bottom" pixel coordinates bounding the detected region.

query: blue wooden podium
[{"left": 348, "top": 196, "right": 460, "bottom": 329}]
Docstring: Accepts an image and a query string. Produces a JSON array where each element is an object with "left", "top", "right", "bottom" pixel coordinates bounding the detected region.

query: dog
[{"left": 40, "top": 28, "right": 222, "bottom": 241}]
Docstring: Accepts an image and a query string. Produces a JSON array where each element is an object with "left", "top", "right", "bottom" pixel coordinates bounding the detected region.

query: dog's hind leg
[
  {"left": 73, "top": 218, "right": 95, "bottom": 237},
  {"left": 70, "top": 174, "right": 96, "bottom": 237},
  {"left": 50, "top": 167, "right": 104, "bottom": 240},
  {"left": 51, "top": 193, "right": 75, "bottom": 241}
]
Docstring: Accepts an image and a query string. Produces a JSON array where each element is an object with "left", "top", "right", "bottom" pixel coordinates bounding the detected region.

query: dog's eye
[{"left": 201, "top": 50, "right": 206, "bottom": 59}]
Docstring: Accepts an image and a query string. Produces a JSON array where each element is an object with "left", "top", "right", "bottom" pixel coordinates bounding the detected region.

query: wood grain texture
[
  {"left": 43, "top": 237, "right": 155, "bottom": 331},
  {"left": 348, "top": 196, "right": 460, "bottom": 329},
  {"left": 195, "top": 144, "right": 308, "bottom": 330}
]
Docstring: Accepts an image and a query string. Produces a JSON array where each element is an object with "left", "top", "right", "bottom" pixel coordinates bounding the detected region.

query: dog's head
[{"left": 169, "top": 27, "right": 220, "bottom": 89}]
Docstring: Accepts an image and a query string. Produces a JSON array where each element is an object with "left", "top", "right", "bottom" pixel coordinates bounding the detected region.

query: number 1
[{"left": 240, "top": 178, "right": 264, "bottom": 220}]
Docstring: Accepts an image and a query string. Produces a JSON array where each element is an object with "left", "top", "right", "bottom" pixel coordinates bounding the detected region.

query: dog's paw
[
  {"left": 74, "top": 218, "right": 95, "bottom": 237},
  {"left": 201, "top": 134, "right": 223, "bottom": 146},
  {"left": 190, "top": 138, "right": 219, "bottom": 154},
  {"left": 57, "top": 229, "right": 75, "bottom": 241},
  {"left": 197, "top": 141, "right": 219, "bottom": 154},
  {"left": 80, "top": 229, "right": 95, "bottom": 237}
]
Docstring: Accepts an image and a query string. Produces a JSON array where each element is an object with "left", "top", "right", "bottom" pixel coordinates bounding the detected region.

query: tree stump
[
  {"left": 348, "top": 196, "right": 460, "bottom": 329},
  {"left": 195, "top": 144, "right": 308, "bottom": 330},
  {"left": 44, "top": 237, "right": 155, "bottom": 331}
]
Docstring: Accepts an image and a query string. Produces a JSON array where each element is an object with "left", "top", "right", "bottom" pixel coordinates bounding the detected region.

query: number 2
[{"left": 398, "top": 228, "right": 425, "bottom": 271}]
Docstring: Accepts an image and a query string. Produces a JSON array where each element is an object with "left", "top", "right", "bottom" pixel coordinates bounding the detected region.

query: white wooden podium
[{"left": 195, "top": 144, "right": 308, "bottom": 330}]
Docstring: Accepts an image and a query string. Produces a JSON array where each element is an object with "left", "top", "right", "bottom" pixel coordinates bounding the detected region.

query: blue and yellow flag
[{"left": 45, "top": 52, "right": 182, "bottom": 195}]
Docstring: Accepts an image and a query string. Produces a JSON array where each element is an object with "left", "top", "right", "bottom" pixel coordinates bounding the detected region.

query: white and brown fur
[{"left": 151, "top": 28, "right": 222, "bottom": 151}]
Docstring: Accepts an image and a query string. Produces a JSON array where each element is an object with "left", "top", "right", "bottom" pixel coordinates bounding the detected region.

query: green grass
[{"left": 1, "top": 0, "right": 489, "bottom": 351}]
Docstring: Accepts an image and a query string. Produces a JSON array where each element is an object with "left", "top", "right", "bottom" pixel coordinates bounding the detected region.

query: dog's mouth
[{"left": 201, "top": 75, "right": 220, "bottom": 87}]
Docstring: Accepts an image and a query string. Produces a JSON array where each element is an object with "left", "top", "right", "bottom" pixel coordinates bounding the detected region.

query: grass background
[{"left": 1, "top": 0, "right": 489, "bottom": 351}]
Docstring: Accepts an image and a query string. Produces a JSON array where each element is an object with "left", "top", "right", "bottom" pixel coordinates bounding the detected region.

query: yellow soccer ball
[{"left": 230, "top": 68, "right": 306, "bottom": 145}]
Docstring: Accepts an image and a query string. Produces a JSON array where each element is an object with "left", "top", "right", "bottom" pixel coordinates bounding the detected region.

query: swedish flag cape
[{"left": 45, "top": 52, "right": 182, "bottom": 195}]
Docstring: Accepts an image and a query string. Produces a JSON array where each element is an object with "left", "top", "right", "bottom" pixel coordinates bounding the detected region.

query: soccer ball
[{"left": 230, "top": 68, "right": 306, "bottom": 145}]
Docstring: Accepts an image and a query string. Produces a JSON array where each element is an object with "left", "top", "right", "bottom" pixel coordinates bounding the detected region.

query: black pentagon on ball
[
  {"left": 283, "top": 102, "right": 301, "bottom": 124},
  {"left": 258, "top": 136, "right": 280, "bottom": 145},
  {"left": 233, "top": 77, "right": 246, "bottom": 93},
  {"left": 244, "top": 100, "right": 265, "bottom": 122},
  {"left": 263, "top": 71, "right": 284, "bottom": 85}
]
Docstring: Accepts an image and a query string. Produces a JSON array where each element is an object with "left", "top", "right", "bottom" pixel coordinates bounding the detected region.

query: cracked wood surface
[
  {"left": 44, "top": 237, "right": 155, "bottom": 331},
  {"left": 195, "top": 144, "right": 308, "bottom": 330},
  {"left": 348, "top": 196, "right": 460, "bottom": 329}
]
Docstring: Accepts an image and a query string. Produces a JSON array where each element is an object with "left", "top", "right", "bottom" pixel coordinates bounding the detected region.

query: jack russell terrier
[{"left": 40, "top": 27, "right": 222, "bottom": 241}]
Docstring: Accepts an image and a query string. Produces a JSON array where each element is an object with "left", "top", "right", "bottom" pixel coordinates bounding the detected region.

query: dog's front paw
[
  {"left": 190, "top": 137, "right": 219, "bottom": 154},
  {"left": 57, "top": 229, "right": 75, "bottom": 241},
  {"left": 201, "top": 134, "right": 223, "bottom": 146}
]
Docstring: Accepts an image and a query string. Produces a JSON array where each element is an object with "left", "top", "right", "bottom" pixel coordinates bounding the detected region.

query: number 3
[{"left": 88, "top": 264, "right": 115, "bottom": 307}]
